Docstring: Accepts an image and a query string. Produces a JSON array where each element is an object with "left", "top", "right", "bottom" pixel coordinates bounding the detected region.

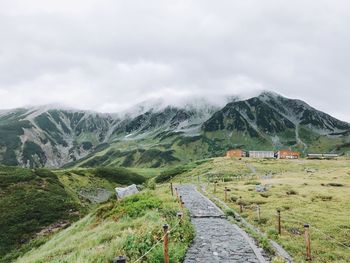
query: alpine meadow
[{"left": 1, "top": 1, "right": 350, "bottom": 262}]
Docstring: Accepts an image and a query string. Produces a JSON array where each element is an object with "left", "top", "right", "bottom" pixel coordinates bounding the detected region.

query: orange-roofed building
[
  {"left": 277, "top": 150, "right": 300, "bottom": 159},
  {"left": 226, "top": 149, "right": 246, "bottom": 158}
]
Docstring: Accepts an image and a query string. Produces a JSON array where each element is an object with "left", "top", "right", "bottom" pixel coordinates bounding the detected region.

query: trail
[{"left": 178, "top": 185, "right": 268, "bottom": 263}]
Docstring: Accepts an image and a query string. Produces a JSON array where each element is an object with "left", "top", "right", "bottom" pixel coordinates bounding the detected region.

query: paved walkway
[{"left": 177, "top": 185, "right": 267, "bottom": 263}]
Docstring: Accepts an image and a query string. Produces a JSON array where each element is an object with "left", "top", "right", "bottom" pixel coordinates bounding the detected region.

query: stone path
[{"left": 177, "top": 185, "right": 267, "bottom": 263}]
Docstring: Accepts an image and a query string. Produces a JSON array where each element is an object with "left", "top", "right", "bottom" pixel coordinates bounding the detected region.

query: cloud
[{"left": 0, "top": 0, "right": 349, "bottom": 121}]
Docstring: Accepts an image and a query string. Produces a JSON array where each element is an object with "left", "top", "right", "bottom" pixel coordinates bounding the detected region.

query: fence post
[
  {"left": 224, "top": 187, "right": 228, "bottom": 202},
  {"left": 177, "top": 212, "right": 183, "bottom": 225},
  {"left": 170, "top": 182, "right": 173, "bottom": 196},
  {"left": 304, "top": 224, "right": 312, "bottom": 261},
  {"left": 114, "top": 256, "right": 126, "bottom": 263},
  {"left": 163, "top": 224, "right": 169, "bottom": 263},
  {"left": 214, "top": 181, "right": 217, "bottom": 193},
  {"left": 277, "top": 210, "right": 281, "bottom": 235}
]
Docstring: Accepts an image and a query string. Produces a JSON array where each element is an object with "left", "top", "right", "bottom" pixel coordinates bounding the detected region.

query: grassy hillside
[
  {"left": 0, "top": 166, "right": 147, "bottom": 262},
  {"left": 14, "top": 186, "right": 194, "bottom": 263},
  {"left": 0, "top": 167, "right": 82, "bottom": 262},
  {"left": 174, "top": 157, "right": 350, "bottom": 262}
]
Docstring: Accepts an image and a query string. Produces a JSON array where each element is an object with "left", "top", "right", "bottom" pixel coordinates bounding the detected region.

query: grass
[
  {"left": 175, "top": 157, "right": 350, "bottom": 262},
  {"left": 14, "top": 185, "right": 194, "bottom": 263},
  {"left": 0, "top": 167, "right": 82, "bottom": 262},
  {"left": 0, "top": 166, "right": 149, "bottom": 262}
]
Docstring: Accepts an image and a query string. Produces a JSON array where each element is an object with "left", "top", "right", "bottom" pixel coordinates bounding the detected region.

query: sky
[{"left": 0, "top": 0, "right": 350, "bottom": 122}]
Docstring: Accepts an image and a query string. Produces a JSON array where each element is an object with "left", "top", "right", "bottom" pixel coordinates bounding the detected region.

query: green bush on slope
[
  {"left": 0, "top": 167, "right": 81, "bottom": 261},
  {"left": 93, "top": 167, "right": 146, "bottom": 184},
  {"left": 154, "top": 165, "right": 189, "bottom": 183}
]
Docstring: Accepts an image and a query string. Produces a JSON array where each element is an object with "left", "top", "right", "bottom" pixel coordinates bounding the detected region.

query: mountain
[
  {"left": 1, "top": 92, "right": 349, "bottom": 168},
  {"left": 0, "top": 107, "right": 118, "bottom": 167},
  {"left": 202, "top": 92, "right": 350, "bottom": 151}
]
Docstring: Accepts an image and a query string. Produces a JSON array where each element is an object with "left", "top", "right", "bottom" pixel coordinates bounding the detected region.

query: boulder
[{"left": 115, "top": 184, "right": 139, "bottom": 200}]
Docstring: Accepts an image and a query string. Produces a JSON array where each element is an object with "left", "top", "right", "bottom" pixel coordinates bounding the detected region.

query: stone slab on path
[{"left": 178, "top": 185, "right": 267, "bottom": 263}]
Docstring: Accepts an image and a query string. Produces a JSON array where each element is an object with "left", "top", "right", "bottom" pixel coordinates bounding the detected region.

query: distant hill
[{"left": 0, "top": 92, "right": 349, "bottom": 168}]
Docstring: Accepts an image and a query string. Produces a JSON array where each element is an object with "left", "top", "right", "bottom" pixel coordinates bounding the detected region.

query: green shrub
[
  {"left": 312, "top": 194, "right": 333, "bottom": 201},
  {"left": 286, "top": 189, "right": 298, "bottom": 195},
  {"left": 0, "top": 166, "right": 80, "bottom": 260},
  {"left": 96, "top": 192, "right": 163, "bottom": 220},
  {"left": 327, "top": 183, "right": 344, "bottom": 187},
  {"left": 94, "top": 167, "right": 146, "bottom": 185},
  {"left": 267, "top": 228, "right": 279, "bottom": 239},
  {"left": 146, "top": 180, "right": 156, "bottom": 190},
  {"left": 230, "top": 195, "right": 239, "bottom": 202},
  {"left": 225, "top": 209, "right": 236, "bottom": 217},
  {"left": 254, "top": 217, "right": 268, "bottom": 225},
  {"left": 244, "top": 181, "right": 261, "bottom": 185},
  {"left": 154, "top": 165, "right": 188, "bottom": 183},
  {"left": 260, "top": 193, "right": 270, "bottom": 198}
]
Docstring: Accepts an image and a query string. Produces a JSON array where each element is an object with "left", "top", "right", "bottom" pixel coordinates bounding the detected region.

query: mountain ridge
[{"left": 0, "top": 92, "right": 349, "bottom": 168}]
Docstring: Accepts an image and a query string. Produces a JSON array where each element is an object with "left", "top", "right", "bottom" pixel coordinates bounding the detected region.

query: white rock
[{"left": 115, "top": 184, "right": 139, "bottom": 199}]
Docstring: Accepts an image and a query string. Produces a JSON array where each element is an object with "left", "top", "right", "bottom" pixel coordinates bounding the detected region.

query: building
[
  {"left": 307, "top": 154, "right": 323, "bottom": 159},
  {"left": 226, "top": 149, "right": 246, "bottom": 158},
  {"left": 248, "top": 151, "right": 275, "bottom": 158},
  {"left": 322, "top": 153, "right": 338, "bottom": 159},
  {"left": 276, "top": 150, "right": 300, "bottom": 159},
  {"left": 307, "top": 153, "right": 338, "bottom": 159}
]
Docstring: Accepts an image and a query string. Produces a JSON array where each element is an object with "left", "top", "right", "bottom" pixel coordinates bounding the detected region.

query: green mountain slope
[{"left": 1, "top": 92, "right": 349, "bottom": 169}]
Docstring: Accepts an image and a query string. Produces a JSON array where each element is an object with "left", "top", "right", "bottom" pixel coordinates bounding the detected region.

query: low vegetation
[
  {"left": 175, "top": 157, "right": 350, "bottom": 262},
  {"left": 0, "top": 166, "right": 81, "bottom": 262},
  {"left": 14, "top": 186, "right": 194, "bottom": 263},
  {"left": 93, "top": 167, "right": 146, "bottom": 185},
  {"left": 0, "top": 165, "right": 150, "bottom": 262}
]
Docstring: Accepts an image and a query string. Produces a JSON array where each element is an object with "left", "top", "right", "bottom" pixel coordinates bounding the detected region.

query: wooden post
[
  {"left": 163, "top": 224, "right": 169, "bottom": 263},
  {"left": 224, "top": 187, "right": 228, "bottom": 202},
  {"left": 277, "top": 210, "right": 281, "bottom": 235},
  {"left": 177, "top": 212, "right": 183, "bottom": 225},
  {"left": 304, "top": 224, "right": 312, "bottom": 261},
  {"left": 214, "top": 181, "right": 217, "bottom": 193},
  {"left": 114, "top": 256, "right": 126, "bottom": 263},
  {"left": 257, "top": 205, "right": 260, "bottom": 221},
  {"left": 170, "top": 183, "right": 173, "bottom": 196}
]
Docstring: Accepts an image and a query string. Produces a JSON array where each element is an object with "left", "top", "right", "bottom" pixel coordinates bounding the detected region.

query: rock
[
  {"left": 255, "top": 185, "right": 267, "bottom": 192},
  {"left": 115, "top": 184, "right": 139, "bottom": 200}
]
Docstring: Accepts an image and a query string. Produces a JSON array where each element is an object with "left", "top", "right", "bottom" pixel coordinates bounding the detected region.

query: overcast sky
[{"left": 0, "top": 0, "right": 350, "bottom": 121}]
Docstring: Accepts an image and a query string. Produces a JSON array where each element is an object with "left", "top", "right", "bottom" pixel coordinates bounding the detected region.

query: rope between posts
[
  {"left": 132, "top": 221, "right": 181, "bottom": 263},
  {"left": 209, "top": 189, "right": 350, "bottom": 251},
  {"left": 311, "top": 226, "right": 350, "bottom": 249},
  {"left": 279, "top": 216, "right": 349, "bottom": 249}
]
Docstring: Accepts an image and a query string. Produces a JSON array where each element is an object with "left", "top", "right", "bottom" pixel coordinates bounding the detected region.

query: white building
[{"left": 249, "top": 151, "right": 275, "bottom": 158}]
